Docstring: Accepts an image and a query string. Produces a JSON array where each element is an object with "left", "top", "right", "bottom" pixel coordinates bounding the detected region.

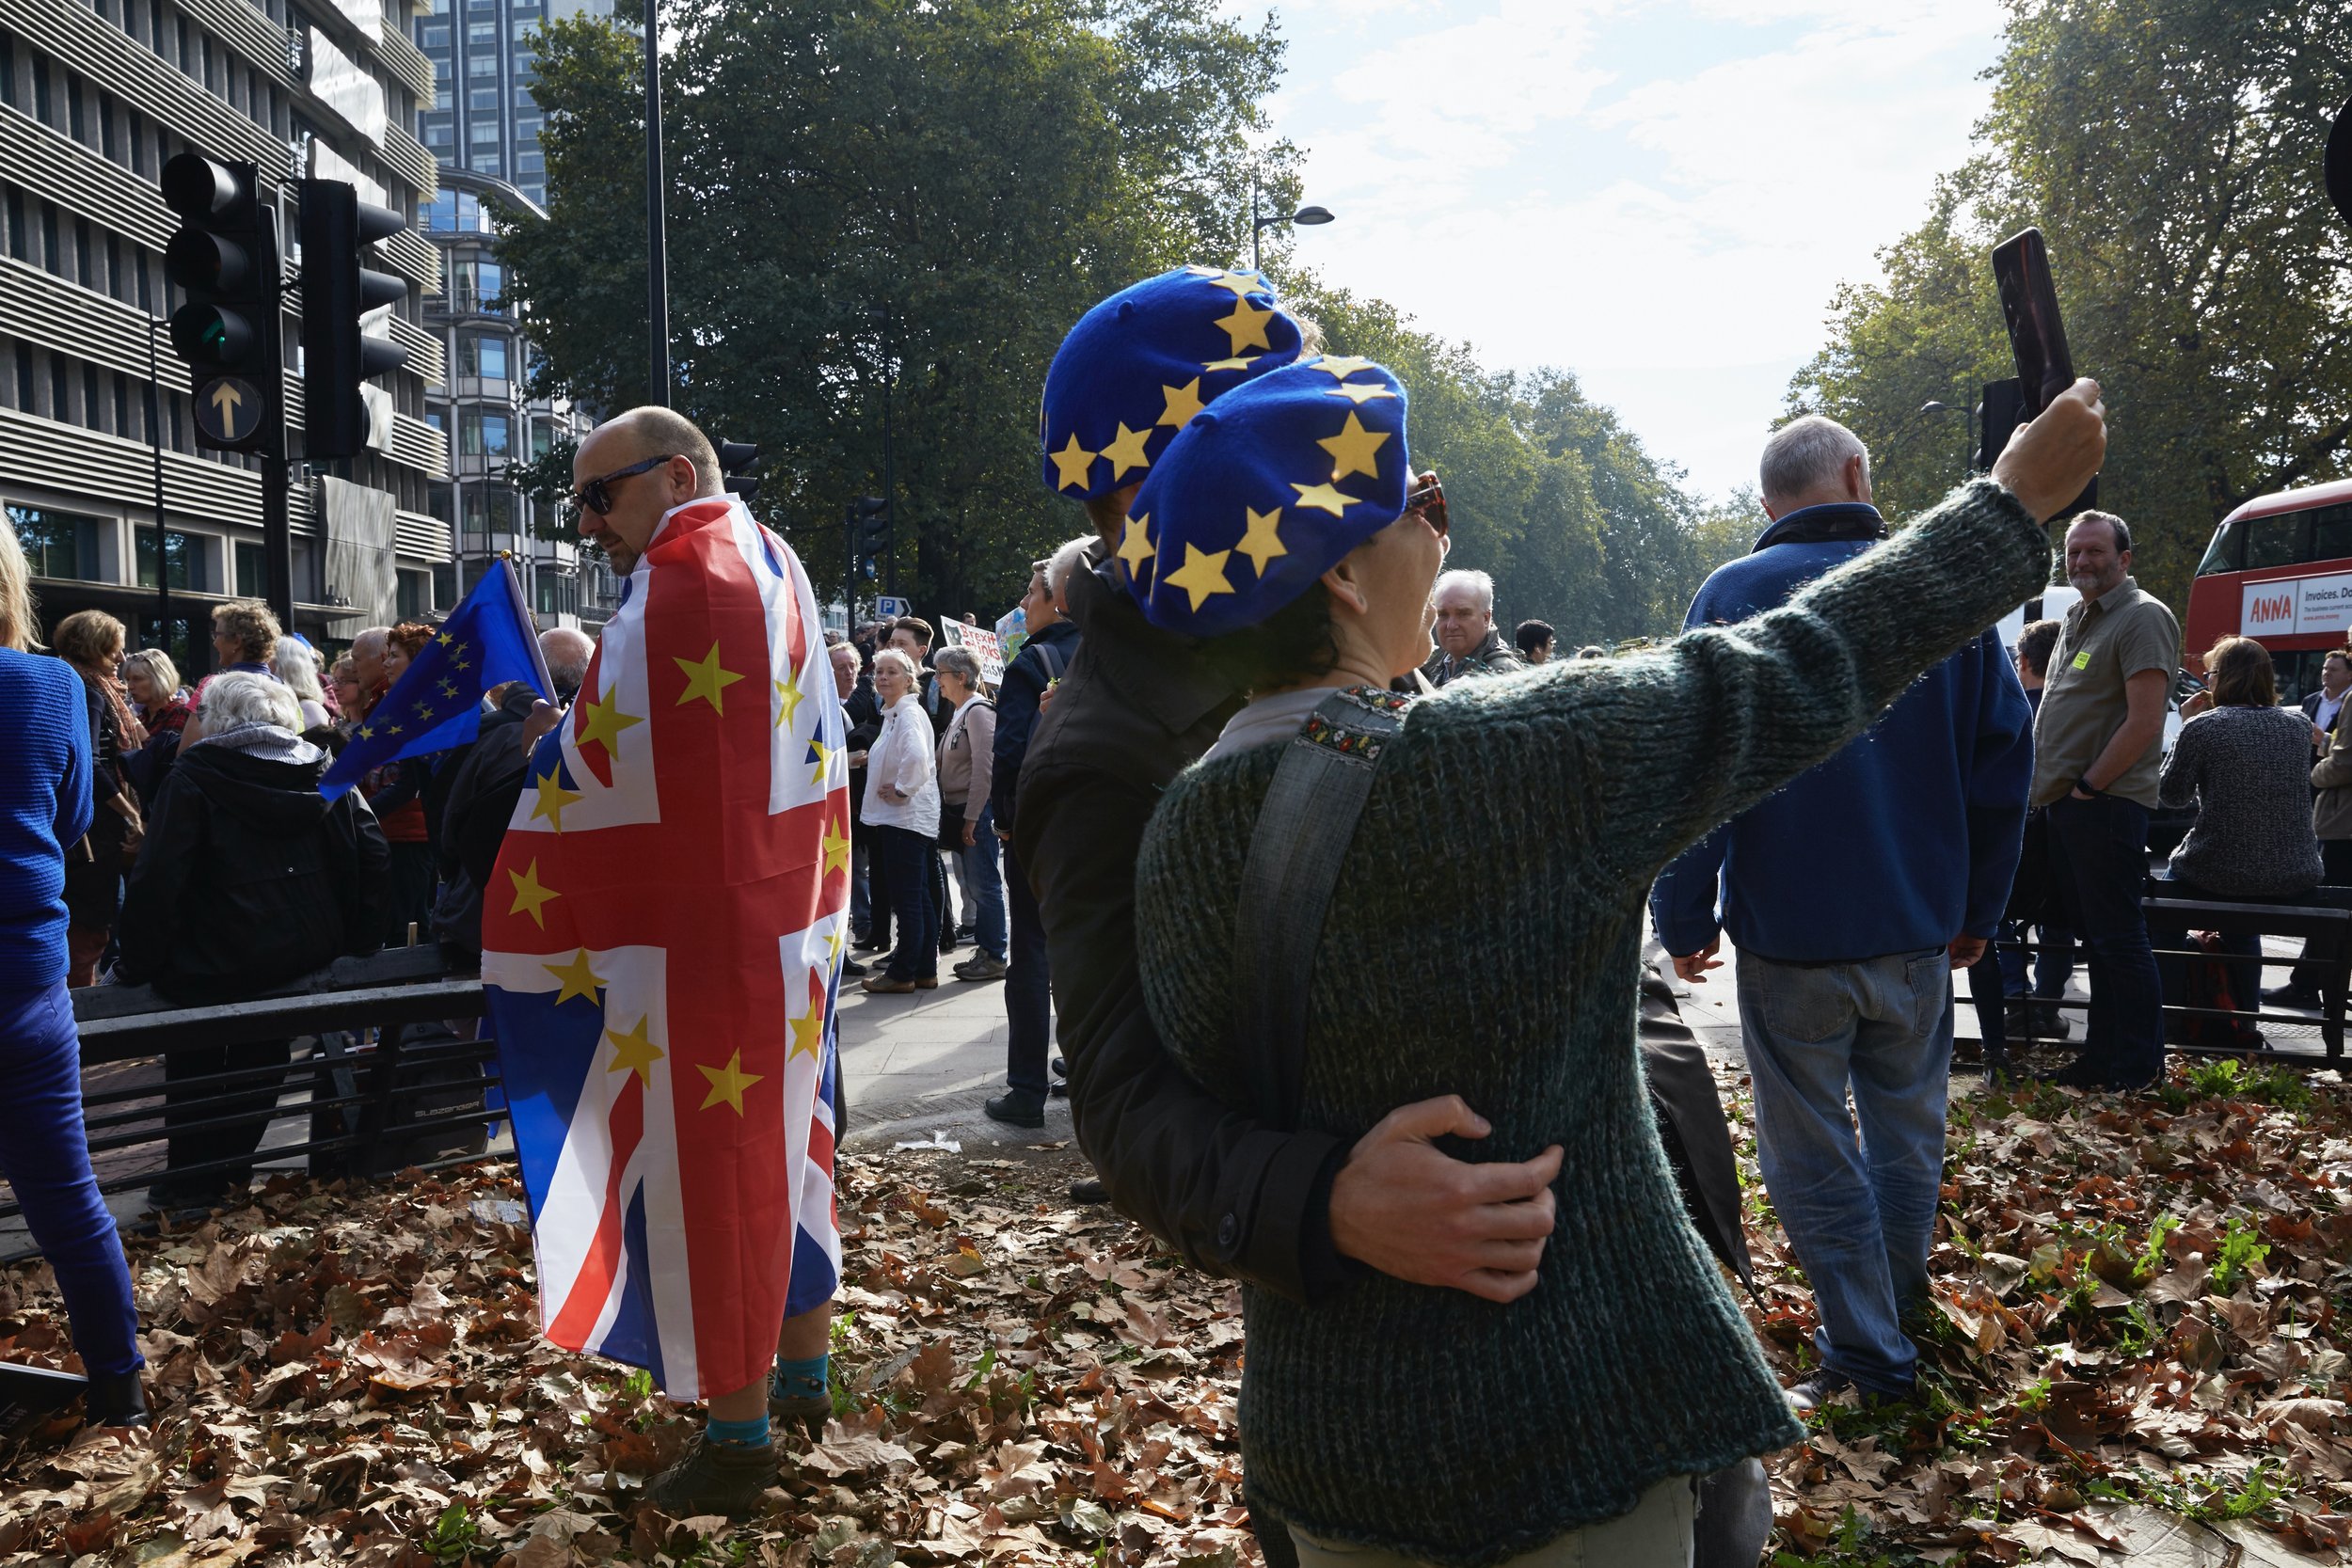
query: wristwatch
[{"left": 2074, "top": 777, "right": 2106, "bottom": 798}]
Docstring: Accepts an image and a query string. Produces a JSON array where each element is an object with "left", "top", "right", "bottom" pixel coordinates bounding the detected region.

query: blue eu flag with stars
[{"left": 321, "top": 555, "right": 550, "bottom": 800}]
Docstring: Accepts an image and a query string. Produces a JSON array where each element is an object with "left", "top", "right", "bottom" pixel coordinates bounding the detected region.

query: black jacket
[
  {"left": 991, "top": 619, "right": 1079, "bottom": 832},
  {"left": 843, "top": 677, "right": 883, "bottom": 826},
  {"left": 118, "top": 736, "right": 389, "bottom": 1002},
  {"left": 430, "top": 688, "right": 539, "bottom": 953},
  {"left": 1015, "top": 549, "right": 1350, "bottom": 1303}
]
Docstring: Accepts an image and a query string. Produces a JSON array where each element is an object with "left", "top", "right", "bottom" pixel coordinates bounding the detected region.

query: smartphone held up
[{"left": 1989, "top": 227, "right": 2098, "bottom": 522}]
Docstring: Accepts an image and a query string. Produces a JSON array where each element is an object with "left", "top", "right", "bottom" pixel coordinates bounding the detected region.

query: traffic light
[
  {"left": 299, "top": 178, "right": 410, "bottom": 460},
  {"left": 161, "top": 153, "right": 277, "bottom": 452},
  {"left": 852, "top": 495, "right": 890, "bottom": 576},
  {"left": 718, "top": 440, "right": 762, "bottom": 504}
]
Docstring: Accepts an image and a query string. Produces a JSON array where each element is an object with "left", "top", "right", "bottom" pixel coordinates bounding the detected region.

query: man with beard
[{"left": 2028, "top": 511, "right": 2179, "bottom": 1090}]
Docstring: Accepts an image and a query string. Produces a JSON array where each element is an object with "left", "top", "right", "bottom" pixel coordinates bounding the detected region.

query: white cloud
[{"left": 1270, "top": 0, "right": 2007, "bottom": 496}]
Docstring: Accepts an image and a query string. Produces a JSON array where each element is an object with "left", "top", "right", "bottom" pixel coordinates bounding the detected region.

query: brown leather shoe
[
  {"left": 915, "top": 974, "right": 940, "bottom": 990},
  {"left": 861, "top": 974, "right": 916, "bottom": 994}
]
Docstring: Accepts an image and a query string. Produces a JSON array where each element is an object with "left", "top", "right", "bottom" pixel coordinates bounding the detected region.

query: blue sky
[{"left": 1253, "top": 0, "right": 2007, "bottom": 500}]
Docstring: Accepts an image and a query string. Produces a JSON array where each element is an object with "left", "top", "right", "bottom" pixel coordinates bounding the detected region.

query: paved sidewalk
[{"left": 834, "top": 958, "right": 1079, "bottom": 1153}]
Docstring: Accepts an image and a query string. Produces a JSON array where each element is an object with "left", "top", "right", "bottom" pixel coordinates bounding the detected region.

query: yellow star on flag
[
  {"left": 385, "top": 722, "right": 405, "bottom": 736},
  {"left": 507, "top": 858, "right": 560, "bottom": 927},
  {"left": 604, "top": 1016, "right": 663, "bottom": 1088},
  {"left": 1158, "top": 379, "right": 1205, "bottom": 429},
  {"left": 697, "top": 1050, "right": 764, "bottom": 1115},
  {"left": 1117, "top": 514, "right": 1156, "bottom": 579},
  {"left": 1325, "top": 381, "right": 1398, "bottom": 404},
  {"left": 773, "top": 674, "right": 804, "bottom": 731},
  {"left": 1319, "top": 412, "right": 1391, "bottom": 482},
  {"left": 675, "top": 642, "right": 744, "bottom": 714},
  {"left": 1310, "top": 356, "right": 1377, "bottom": 380},
  {"left": 825, "top": 926, "right": 847, "bottom": 963},
  {"left": 1291, "top": 482, "right": 1358, "bottom": 517},
  {"left": 530, "top": 768, "right": 582, "bottom": 832},
  {"left": 1215, "top": 300, "right": 1276, "bottom": 355},
  {"left": 412, "top": 700, "right": 435, "bottom": 720},
  {"left": 575, "top": 691, "right": 643, "bottom": 754},
  {"left": 808, "top": 735, "right": 835, "bottom": 784},
  {"left": 788, "top": 990, "right": 825, "bottom": 1062},
  {"left": 1163, "top": 544, "right": 1236, "bottom": 612},
  {"left": 1236, "top": 507, "right": 1287, "bottom": 576},
  {"left": 545, "top": 947, "right": 607, "bottom": 1008},
  {"left": 1101, "top": 422, "right": 1152, "bottom": 481},
  {"left": 821, "top": 820, "right": 852, "bottom": 878},
  {"left": 435, "top": 631, "right": 456, "bottom": 647},
  {"left": 1201, "top": 355, "right": 1259, "bottom": 373},
  {"left": 356, "top": 724, "right": 374, "bottom": 741},
  {"left": 1049, "top": 434, "right": 1096, "bottom": 492}
]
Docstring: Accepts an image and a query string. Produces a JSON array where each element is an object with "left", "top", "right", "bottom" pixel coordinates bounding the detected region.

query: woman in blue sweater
[{"left": 0, "top": 524, "right": 145, "bottom": 1427}]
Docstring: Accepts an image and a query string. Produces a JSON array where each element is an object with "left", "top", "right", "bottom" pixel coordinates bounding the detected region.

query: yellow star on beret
[
  {"left": 1050, "top": 434, "right": 1097, "bottom": 492},
  {"left": 1236, "top": 507, "right": 1287, "bottom": 576},
  {"left": 1216, "top": 300, "right": 1276, "bottom": 356},
  {"left": 1291, "top": 482, "right": 1358, "bottom": 517},
  {"left": 1319, "top": 412, "right": 1391, "bottom": 482},
  {"left": 1310, "top": 356, "right": 1377, "bottom": 380},
  {"left": 1325, "top": 381, "right": 1398, "bottom": 404},
  {"left": 1158, "top": 379, "right": 1205, "bottom": 429},
  {"left": 1102, "top": 422, "right": 1153, "bottom": 481},
  {"left": 1118, "top": 513, "right": 1157, "bottom": 579},
  {"left": 1202, "top": 355, "right": 1259, "bottom": 372},
  {"left": 1162, "top": 544, "right": 1236, "bottom": 611}
]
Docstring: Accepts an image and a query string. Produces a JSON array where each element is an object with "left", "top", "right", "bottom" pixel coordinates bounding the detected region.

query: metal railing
[{"left": 21, "top": 947, "right": 502, "bottom": 1233}]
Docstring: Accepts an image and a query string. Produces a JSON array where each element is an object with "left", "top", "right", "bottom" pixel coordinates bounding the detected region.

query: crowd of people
[{"left": 2, "top": 257, "right": 2345, "bottom": 1567}]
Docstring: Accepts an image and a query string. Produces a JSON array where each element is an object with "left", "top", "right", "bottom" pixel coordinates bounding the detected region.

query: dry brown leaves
[
  {"left": 8, "top": 1059, "right": 2352, "bottom": 1566},
  {"left": 0, "top": 1148, "right": 1254, "bottom": 1567},
  {"left": 1737, "top": 1058, "right": 2352, "bottom": 1564}
]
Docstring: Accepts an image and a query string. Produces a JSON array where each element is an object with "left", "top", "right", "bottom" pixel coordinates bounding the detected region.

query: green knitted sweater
[{"left": 1134, "top": 479, "right": 2053, "bottom": 1565}]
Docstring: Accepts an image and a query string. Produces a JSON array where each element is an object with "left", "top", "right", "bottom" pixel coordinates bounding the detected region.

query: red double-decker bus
[{"left": 2184, "top": 476, "right": 2352, "bottom": 703}]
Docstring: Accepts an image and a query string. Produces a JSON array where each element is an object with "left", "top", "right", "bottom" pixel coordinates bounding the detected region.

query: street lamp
[
  {"left": 1920, "top": 399, "right": 1977, "bottom": 483},
  {"left": 1251, "top": 177, "right": 1336, "bottom": 273}
]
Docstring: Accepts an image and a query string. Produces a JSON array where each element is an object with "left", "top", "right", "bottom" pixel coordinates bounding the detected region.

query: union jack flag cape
[{"left": 482, "top": 495, "right": 850, "bottom": 1402}]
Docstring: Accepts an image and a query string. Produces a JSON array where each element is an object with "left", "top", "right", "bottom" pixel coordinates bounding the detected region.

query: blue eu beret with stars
[
  {"left": 1119, "top": 356, "right": 1409, "bottom": 638},
  {"left": 1039, "top": 265, "right": 1306, "bottom": 501}
]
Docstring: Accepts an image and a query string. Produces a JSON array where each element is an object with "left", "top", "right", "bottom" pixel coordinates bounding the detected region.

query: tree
[
  {"left": 499, "top": 0, "right": 1296, "bottom": 620},
  {"left": 1789, "top": 0, "right": 2352, "bottom": 612}
]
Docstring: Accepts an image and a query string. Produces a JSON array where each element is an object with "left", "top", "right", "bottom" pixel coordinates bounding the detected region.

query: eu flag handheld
[{"left": 321, "top": 556, "right": 549, "bottom": 800}]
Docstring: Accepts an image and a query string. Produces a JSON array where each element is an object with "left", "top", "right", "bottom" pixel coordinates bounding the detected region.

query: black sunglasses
[
  {"left": 1406, "top": 472, "right": 1448, "bottom": 538},
  {"left": 568, "top": 454, "right": 678, "bottom": 525}
]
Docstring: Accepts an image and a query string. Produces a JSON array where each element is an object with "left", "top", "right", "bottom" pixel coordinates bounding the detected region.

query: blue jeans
[
  {"left": 1996, "top": 917, "right": 2074, "bottom": 999},
  {"left": 956, "top": 806, "right": 1007, "bottom": 961},
  {"left": 1738, "top": 948, "right": 1952, "bottom": 1397},
  {"left": 873, "top": 825, "right": 938, "bottom": 981},
  {"left": 0, "top": 980, "right": 141, "bottom": 1378},
  {"left": 1002, "top": 843, "right": 1052, "bottom": 1099},
  {"left": 2043, "top": 796, "right": 2163, "bottom": 1085}
]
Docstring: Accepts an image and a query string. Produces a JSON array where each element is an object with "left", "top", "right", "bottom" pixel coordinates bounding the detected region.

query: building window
[
  {"left": 468, "top": 53, "right": 496, "bottom": 75},
  {"left": 470, "top": 152, "right": 501, "bottom": 174},
  {"left": 467, "top": 20, "right": 494, "bottom": 43},
  {"left": 12, "top": 343, "right": 31, "bottom": 409},
  {"left": 48, "top": 352, "right": 67, "bottom": 420},
  {"left": 112, "top": 372, "right": 128, "bottom": 434},
  {"left": 42, "top": 204, "right": 59, "bottom": 273},
  {"left": 469, "top": 120, "right": 499, "bottom": 143},
  {"left": 421, "top": 120, "right": 453, "bottom": 147},
  {"left": 235, "top": 540, "right": 264, "bottom": 594},
  {"left": 6, "top": 505, "right": 103, "bottom": 581},
  {"left": 5, "top": 188, "right": 24, "bottom": 261},
  {"left": 516, "top": 150, "right": 542, "bottom": 174},
  {"left": 68, "top": 74, "right": 86, "bottom": 144},
  {"left": 75, "top": 217, "right": 94, "bottom": 288},
  {"left": 397, "top": 568, "right": 428, "bottom": 621},
  {"left": 135, "top": 525, "right": 212, "bottom": 591},
  {"left": 469, "top": 87, "right": 497, "bottom": 110},
  {"left": 460, "top": 410, "right": 511, "bottom": 456},
  {"left": 421, "top": 23, "right": 448, "bottom": 44}
]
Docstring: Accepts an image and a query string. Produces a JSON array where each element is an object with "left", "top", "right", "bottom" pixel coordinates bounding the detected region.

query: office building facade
[
  {"left": 413, "top": 0, "right": 610, "bottom": 626},
  {"left": 0, "top": 0, "right": 450, "bottom": 671}
]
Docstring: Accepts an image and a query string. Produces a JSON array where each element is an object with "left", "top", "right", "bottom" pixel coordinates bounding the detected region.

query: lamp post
[
  {"left": 1920, "top": 398, "right": 1976, "bottom": 483},
  {"left": 1250, "top": 175, "right": 1335, "bottom": 274},
  {"left": 644, "top": 0, "right": 669, "bottom": 406}
]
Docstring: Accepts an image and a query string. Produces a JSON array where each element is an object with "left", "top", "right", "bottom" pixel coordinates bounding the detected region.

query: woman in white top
[{"left": 862, "top": 647, "right": 943, "bottom": 992}]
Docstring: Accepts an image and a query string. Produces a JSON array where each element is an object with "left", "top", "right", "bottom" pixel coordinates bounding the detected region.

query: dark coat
[
  {"left": 991, "top": 619, "right": 1079, "bottom": 832},
  {"left": 429, "top": 688, "right": 539, "bottom": 952},
  {"left": 118, "top": 737, "right": 389, "bottom": 1003},
  {"left": 1013, "top": 550, "right": 1351, "bottom": 1303},
  {"left": 1419, "top": 626, "right": 1526, "bottom": 688}
]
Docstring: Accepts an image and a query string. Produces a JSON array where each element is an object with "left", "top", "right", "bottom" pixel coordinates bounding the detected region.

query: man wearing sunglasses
[{"left": 487, "top": 406, "right": 844, "bottom": 1518}]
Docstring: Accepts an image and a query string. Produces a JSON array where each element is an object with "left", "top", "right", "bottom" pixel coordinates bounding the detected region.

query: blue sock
[
  {"left": 773, "top": 1354, "right": 829, "bottom": 1402},
  {"left": 707, "top": 1413, "right": 770, "bottom": 1449}
]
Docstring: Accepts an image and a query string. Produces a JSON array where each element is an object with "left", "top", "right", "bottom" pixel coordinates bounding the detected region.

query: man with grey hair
[
  {"left": 1422, "top": 567, "right": 1525, "bottom": 687},
  {"left": 349, "top": 626, "right": 391, "bottom": 709},
  {"left": 538, "top": 626, "right": 594, "bottom": 705},
  {"left": 1652, "top": 412, "right": 2034, "bottom": 1415},
  {"left": 985, "top": 536, "right": 1089, "bottom": 1127}
]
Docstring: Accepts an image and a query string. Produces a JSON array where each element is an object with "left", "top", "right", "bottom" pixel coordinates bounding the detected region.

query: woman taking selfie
[
  {"left": 1128, "top": 357, "right": 2106, "bottom": 1566},
  {"left": 0, "top": 523, "right": 145, "bottom": 1426}
]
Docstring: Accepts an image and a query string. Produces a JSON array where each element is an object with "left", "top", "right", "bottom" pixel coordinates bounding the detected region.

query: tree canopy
[
  {"left": 499, "top": 0, "right": 1740, "bottom": 635},
  {"left": 1788, "top": 0, "right": 2352, "bottom": 612}
]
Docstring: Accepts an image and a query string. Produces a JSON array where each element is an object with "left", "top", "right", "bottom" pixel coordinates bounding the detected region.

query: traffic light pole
[
  {"left": 260, "top": 204, "right": 294, "bottom": 630},
  {"left": 843, "top": 501, "right": 856, "bottom": 629},
  {"left": 644, "top": 0, "right": 669, "bottom": 407},
  {"left": 146, "top": 319, "right": 170, "bottom": 657}
]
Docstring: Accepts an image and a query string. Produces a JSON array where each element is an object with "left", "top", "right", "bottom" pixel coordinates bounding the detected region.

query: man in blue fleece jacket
[{"left": 1652, "top": 415, "right": 2033, "bottom": 1412}]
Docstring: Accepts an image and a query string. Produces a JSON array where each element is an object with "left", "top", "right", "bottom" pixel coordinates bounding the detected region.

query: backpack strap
[
  {"left": 1032, "top": 641, "right": 1067, "bottom": 685},
  {"left": 1233, "top": 688, "right": 1412, "bottom": 1129}
]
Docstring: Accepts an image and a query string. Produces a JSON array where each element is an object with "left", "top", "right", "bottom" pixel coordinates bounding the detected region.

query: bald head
[
  {"left": 573, "top": 406, "right": 723, "bottom": 576},
  {"left": 539, "top": 626, "right": 594, "bottom": 702},
  {"left": 587, "top": 406, "right": 723, "bottom": 497}
]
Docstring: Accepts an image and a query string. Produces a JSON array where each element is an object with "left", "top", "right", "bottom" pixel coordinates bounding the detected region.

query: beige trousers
[{"left": 1287, "top": 1475, "right": 1695, "bottom": 1568}]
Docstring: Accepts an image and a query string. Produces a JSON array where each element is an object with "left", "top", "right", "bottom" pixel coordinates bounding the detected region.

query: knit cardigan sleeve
[{"left": 1407, "top": 478, "right": 2054, "bottom": 887}]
